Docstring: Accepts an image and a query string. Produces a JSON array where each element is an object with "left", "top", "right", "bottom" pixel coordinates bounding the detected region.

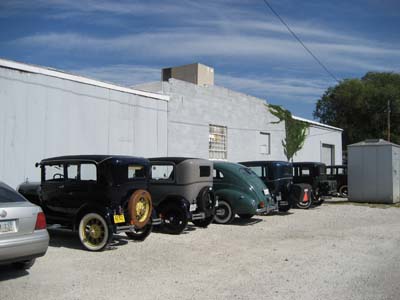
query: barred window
[{"left": 209, "top": 124, "right": 227, "bottom": 160}]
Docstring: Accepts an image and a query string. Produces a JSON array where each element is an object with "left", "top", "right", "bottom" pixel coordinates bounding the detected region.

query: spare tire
[
  {"left": 128, "top": 190, "right": 152, "bottom": 229},
  {"left": 196, "top": 187, "right": 216, "bottom": 217},
  {"left": 289, "top": 184, "right": 312, "bottom": 209}
]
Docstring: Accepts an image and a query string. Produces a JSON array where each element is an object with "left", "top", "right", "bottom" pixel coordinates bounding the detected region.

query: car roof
[
  {"left": 292, "top": 162, "right": 326, "bottom": 166},
  {"left": 240, "top": 160, "right": 292, "bottom": 166},
  {"left": 326, "top": 165, "right": 347, "bottom": 168},
  {"left": 214, "top": 161, "right": 245, "bottom": 170},
  {"left": 40, "top": 155, "right": 148, "bottom": 165},
  {"left": 148, "top": 157, "right": 197, "bottom": 164}
]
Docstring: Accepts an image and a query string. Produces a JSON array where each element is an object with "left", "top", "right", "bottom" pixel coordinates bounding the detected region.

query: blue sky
[{"left": 1, "top": 0, "right": 399, "bottom": 119}]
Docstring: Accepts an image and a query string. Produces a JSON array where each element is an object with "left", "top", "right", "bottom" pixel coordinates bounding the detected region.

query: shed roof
[{"left": 348, "top": 139, "right": 400, "bottom": 148}]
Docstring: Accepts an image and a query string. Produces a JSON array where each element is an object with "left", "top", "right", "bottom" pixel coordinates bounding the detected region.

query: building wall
[
  {"left": 135, "top": 79, "right": 343, "bottom": 164},
  {"left": 293, "top": 125, "right": 343, "bottom": 165},
  {"left": 0, "top": 67, "right": 168, "bottom": 188},
  {"left": 160, "top": 79, "right": 287, "bottom": 161}
]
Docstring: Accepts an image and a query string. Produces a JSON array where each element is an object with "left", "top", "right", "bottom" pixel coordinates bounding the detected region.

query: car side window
[
  {"left": 67, "top": 164, "right": 79, "bottom": 180},
  {"left": 151, "top": 164, "right": 174, "bottom": 181},
  {"left": 249, "top": 166, "right": 263, "bottom": 177},
  {"left": 81, "top": 164, "right": 97, "bottom": 181},
  {"left": 44, "top": 164, "right": 65, "bottom": 182},
  {"left": 213, "top": 169, "right": 224, "bottom": 179}
]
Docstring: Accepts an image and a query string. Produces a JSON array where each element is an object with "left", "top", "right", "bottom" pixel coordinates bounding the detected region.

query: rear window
[
  {"left": 249, "top": 166, "right": 263, "bottom": 177},
  {"left": 151, "top": 164, "right": 174, "bottom": 181},
  {"left": 272, "top": 164, "right": 292, "bottom": 179},
  {"left": 113, "top": 164, "right": 147, "bottom": 184},
  {"left": 200, "top": 166, "right": 211, "bottom": 177},
  {"left": 128, "top": 165, "right": 146, "bottom": 179},
  {"left": 239, "top": 167, "right": 258, "bottom": 178},
  {"left": 0, "top": 186, "right": 26, "bottom": 203}
]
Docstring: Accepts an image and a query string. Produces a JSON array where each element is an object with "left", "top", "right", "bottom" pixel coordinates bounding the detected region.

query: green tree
[
  {"left": 268, "top": 104, "right": 309, "bottom": 161},
  {"left": 314, "top": 72, "right": 400, "bottom": 146}
]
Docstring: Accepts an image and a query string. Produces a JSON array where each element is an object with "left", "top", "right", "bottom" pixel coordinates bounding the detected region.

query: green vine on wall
[{"left": 268, "top": 104, "right": 309, "bottom": 162}]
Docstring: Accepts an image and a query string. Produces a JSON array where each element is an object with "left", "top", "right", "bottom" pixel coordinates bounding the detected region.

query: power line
[{"left": 261, "top": 0, "right": 340, "bottom": 83}]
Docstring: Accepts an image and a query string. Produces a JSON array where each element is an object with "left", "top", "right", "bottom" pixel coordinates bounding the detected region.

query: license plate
[
  {"left": 279, "top": 201, "right": 288, "bottom": 206},
  {"left": 113, "top": 214, "right": 125, "bottom": 224},
  {"left": 263, "top": 189, "right": 270, "bottom": 195},
  {"left": 0, "top": 220, "right": 16, "bottom": 234},
  {"left": 189, "top": 204, "right": 197, "bottom": 212}
]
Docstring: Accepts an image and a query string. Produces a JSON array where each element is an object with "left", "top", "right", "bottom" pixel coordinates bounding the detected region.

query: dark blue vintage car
[{"left": 18, "top": 155, "right": 159, "bottom": 251}]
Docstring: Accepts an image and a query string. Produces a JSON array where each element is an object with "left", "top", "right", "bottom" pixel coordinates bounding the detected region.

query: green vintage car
[{"left": 213, "top": 162, "right": 275, "bottom": 224}]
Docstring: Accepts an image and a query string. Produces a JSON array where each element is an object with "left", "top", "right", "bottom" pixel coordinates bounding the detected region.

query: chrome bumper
[
  {"left": 191, "top": 212, "right": 206, "bottom": 221},
  {"left": 256, "top": 207, "right": 268, "bottom": 214}
]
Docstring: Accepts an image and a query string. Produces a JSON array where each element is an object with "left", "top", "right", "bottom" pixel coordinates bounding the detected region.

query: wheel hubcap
[
  {"left": 136, "top": 197, "right": 150, "bottom": 222},
  {"left": 83, "top": 218, "right": 105, "bottom": 246}
]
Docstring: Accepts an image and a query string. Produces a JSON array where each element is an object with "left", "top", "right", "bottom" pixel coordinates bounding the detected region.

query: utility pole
[{"left": 387, "top": 99, "right": 391, "bottom": 142}]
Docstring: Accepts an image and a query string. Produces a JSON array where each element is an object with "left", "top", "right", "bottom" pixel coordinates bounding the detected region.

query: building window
[
  {"left": 259, "top": 132, "right": 270, "bottom": 155},
  {"left": 209, "top": 124, "right": 227, "bottom": 160}
]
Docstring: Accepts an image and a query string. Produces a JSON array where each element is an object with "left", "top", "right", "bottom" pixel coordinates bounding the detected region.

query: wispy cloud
[
  {"left": 70, "top": 64, "right": 161, "bottom": 87},
  {"left": 11, "top": 29, "right": 400, "bottom": 74},
  {"left": 68, "top": 63, "right": 328, "bottom": 105},
  {"left": 216, "top": 74, "right": 329, "bottom": 104}
]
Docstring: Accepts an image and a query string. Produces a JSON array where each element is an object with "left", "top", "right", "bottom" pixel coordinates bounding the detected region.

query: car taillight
[
  {"left": 35, "top": 212, "right": 47, "bottom": 230},
  {"left": 259, "top": 201, "right": 265, "bottom": 208}
]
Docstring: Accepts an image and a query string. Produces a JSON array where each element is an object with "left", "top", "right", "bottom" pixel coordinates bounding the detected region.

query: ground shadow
[
  {"left": 152, "top": 224, "right": 197, "bottom": 235},
  {"left": 229, "top": 217, "right": 263, "bottom": 226},
  {"left": 48, "top": 228, "right": 129, "bottom": 251},
  {"left": 0, "top": 265, "right": 29, "bottom": 282},
  {"left": 324, "top": 199, "right": 400, "bottom": 209},
  {"left": 267, "top": 211, "right": 294, "bottom": 216}
]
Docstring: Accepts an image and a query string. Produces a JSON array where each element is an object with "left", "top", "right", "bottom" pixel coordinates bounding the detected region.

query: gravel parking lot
[{"left": 1, "top": 200, "right": 400, "bottom": 300}]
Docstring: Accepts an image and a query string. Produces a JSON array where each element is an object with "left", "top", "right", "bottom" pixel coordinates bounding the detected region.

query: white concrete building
[{"left": 0, "top": 59, "right": 342, "bottom": 188}]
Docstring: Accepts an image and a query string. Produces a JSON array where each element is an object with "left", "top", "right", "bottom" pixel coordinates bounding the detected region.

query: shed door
[{"left": 321, "top": 144, "right": 334, "bottom": 165}]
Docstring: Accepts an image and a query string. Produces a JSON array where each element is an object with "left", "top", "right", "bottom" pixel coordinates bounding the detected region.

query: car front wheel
[
  {"left": 78, "top": 212, "right": 112, "bottom": 251},
  {"left": 214, "top": 200, "right": 235, "bottom": 224}
]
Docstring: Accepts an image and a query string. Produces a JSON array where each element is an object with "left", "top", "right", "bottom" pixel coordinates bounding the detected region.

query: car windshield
[{"left": 0, "top": 185, "right": 26, "bottom": 203}]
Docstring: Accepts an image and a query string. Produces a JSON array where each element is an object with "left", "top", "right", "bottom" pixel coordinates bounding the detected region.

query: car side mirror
[{"left": 35, "top": 162, "right": 39, "bottom": 168}]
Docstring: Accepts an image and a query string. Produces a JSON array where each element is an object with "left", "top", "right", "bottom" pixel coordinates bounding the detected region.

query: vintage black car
[
  {"left": 326, "top": 165, "right": 348, "bottom": 197},
  {"left": 148, "top": 157, "right": 216, "bottom": 234},
  {"left": 18, "top": 155, "right": 157, "bottom": 251},
  {"left": 292, "top": 162, "right": 337, "bottom": 205},
  {"left": 240, "top": 160, "right": 312, "bottom": 210}
]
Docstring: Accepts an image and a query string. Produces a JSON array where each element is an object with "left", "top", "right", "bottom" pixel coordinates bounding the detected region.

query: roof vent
[{"left": 162, "top": 63, "right": 214, "bottom": 86}]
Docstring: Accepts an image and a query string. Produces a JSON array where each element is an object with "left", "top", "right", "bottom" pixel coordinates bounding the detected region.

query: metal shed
[{"left": 348, "top": 139, "right": 400, "bottom": 203}]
